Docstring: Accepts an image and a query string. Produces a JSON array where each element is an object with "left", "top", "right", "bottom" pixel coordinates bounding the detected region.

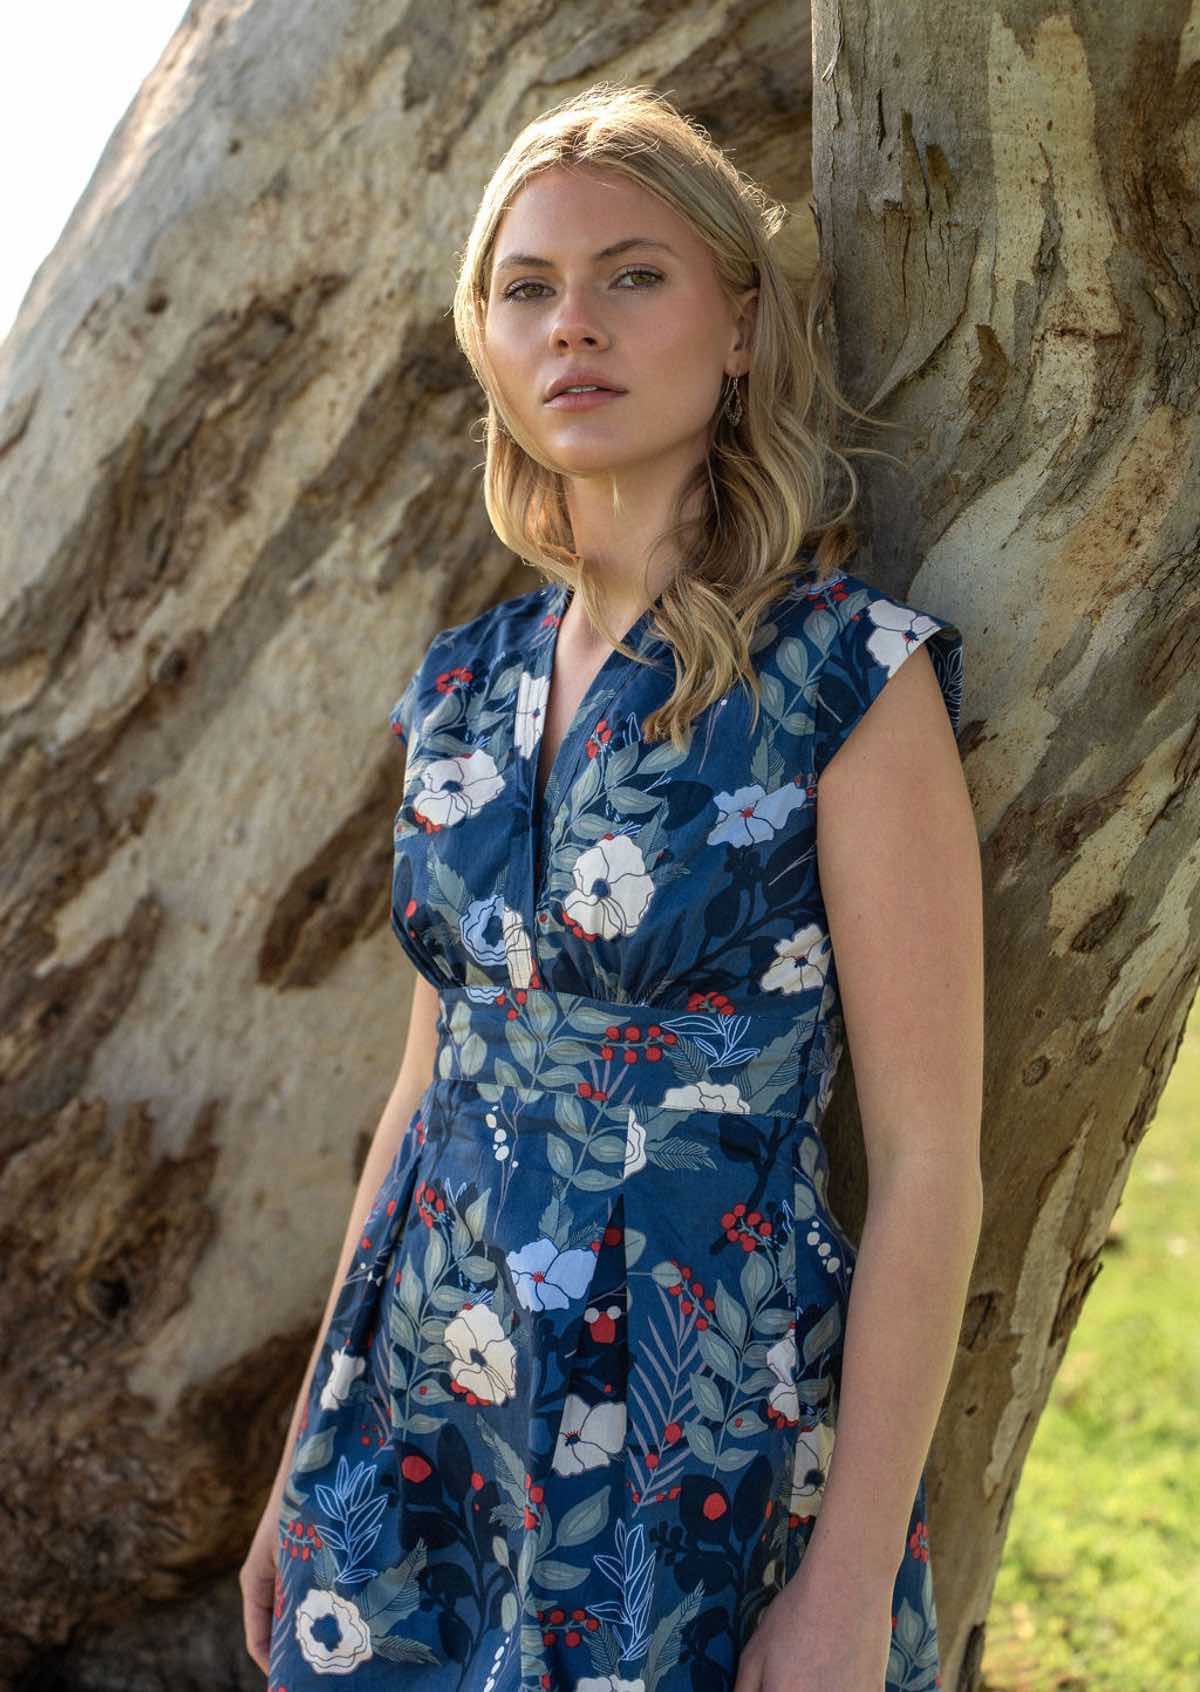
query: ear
[{"left": 730, "top": 287, "right": 759, "bottom": 366}]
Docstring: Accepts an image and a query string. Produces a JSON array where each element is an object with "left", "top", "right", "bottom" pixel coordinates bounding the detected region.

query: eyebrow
[{"left": 494, "top": 237, "right": 680, "bottom": 273}]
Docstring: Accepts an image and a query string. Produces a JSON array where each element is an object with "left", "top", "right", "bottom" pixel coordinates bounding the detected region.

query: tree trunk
[
  {"left": 0, "top": 1, "right": 815, "bottom": 1684},
  {"left": 810, "top": 1, "right": 1200, "bottom": 1686}
]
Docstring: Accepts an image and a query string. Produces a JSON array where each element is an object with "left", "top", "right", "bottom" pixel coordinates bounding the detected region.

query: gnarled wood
[
  {"left": 811, "top": 1, "right": 1200, "bottom": 1684},
  {"left": 0, "top": 1, "right": 814, "bottom": 1683}
]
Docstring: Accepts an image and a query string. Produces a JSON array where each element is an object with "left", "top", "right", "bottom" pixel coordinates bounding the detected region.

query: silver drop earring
[{"left": 723, "top": 374, "right": 744, "bottom": 427}]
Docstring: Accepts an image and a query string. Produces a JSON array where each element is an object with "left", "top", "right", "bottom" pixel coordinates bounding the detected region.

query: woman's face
[{"left": 483, "top": 165, "right": 754, "bottom": 478}]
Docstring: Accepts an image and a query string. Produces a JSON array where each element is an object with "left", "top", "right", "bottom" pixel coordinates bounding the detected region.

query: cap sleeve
[
  {"left": 388, "top": 669, "right": 419, "bottom": 747},
  {"left": 812, "top": 576, "right": 964, "bottom": 779}
]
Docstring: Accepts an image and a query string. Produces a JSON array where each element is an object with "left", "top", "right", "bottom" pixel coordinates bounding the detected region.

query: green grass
[{"left": 981, "top": 1001, "right": 1200, "bottom": 1691}]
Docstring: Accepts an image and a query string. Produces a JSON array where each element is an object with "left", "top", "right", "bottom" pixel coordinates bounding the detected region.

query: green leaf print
[
  {"left": 689, "top": 1372, "right": 725, "bottom": 1421},
  {"left": 644, "top": 1136, "right": 719, "bottom": 1172},
  {"left": 389, "top": 1299, "right": 419, "bottom": 1354},
  {"left": 371, "top": 1634, "right": 442, "bottom": 1665},
  {"left": 696, "top": 1324, "right": 739, "bottom": 1384},
  {"left": 357, "top": 1544, "right": 425, "bottom": 1624},
  {"left": 713, "top": 1281, "right": 747, "bottom": 1348},
  {"left": 429, "top": 1284, "right": 474, "bottom": 1312},
  {"left": 424, "top": 1223, "right": 447, "bottom": 1287},
  {"left": 547, "top": 1134, "right": 574, "bottom": 1177},
  {"left": 556, "top": 1486, "right": 610, "bottom": 1547},
  {"left": 398, "top": 1260, "right": 423, "bottom": 1319},
  {"left": 294, "top": 1426, "right": 336, "bottom": 1473},
  {"left": 537, "top": 1194, "right": 565, "bottom": 1239},
  {"left": 573, "top": 1168, "right": 622, "bottom": 1192},
  {"left": 464, "top": 1190, "right": 488, "bottom": 1239},
  {"left": 642, "top": 1581, "right": 705, "bottom": 1692},
  {"left": 554, "top": 1090, "right": 587, "bottom": 1135},
  {"left": 802, "top": 1301, "right": 842, "bottom": 1366},
  {"left": 684, "top": 1420, "right": 717, "bottom": 1464},
  {"left": 740, "top": 1243, "right": 771, "bottom": 1310},
  {"left": 742, "top": 1029, "right": 805, "bottom": 1115},
  {"left": 533, "top": 1558, "right": 591, "bottom": 1590},
  {"left": 477, "top": 1419, "right": 528, "bottom": 1515},
  {"left": 403, "top": 1412, "right": 444, "bottom": 1434}
]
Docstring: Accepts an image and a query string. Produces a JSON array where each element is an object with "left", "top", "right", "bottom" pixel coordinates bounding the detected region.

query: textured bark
[
  {"left": 810, "top": 2, "right": 1200, "bottom": 1687},
  {"left": 0, "top": 0, "right": 814, "bottom": 1684}
]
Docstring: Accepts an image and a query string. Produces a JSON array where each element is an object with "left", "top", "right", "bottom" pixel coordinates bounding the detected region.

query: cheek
[
  {"left": 483, "top": 314, "right": 527, "bottom": 375},
  {"left": 639, "top": 359, "right": 720, "bottom": 427},
  {"left": 636, "top": 308, "right": 722, "bottom": 400}
]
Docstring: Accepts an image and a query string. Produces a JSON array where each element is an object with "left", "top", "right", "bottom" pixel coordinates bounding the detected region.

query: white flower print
[
  {"left": 319, "top": 1346, "right": 366, "bottom": 1412},
  {"left": 295, "top": 1587, "right": 374, "bottom": 1674},
  {"left": 551, "top": 1392, "right": 628, "bottom": 1476},
  {"left": 562, "top": 835, "right": 654, "bottom": 940},
  {"left": 623, "top": 1110, "right": 647, "bottom": 1177},
  {"left": 863, "top": 598, "right": 944, "bottom": 674},
  {"left": 574, "top": 1678, "right": 645, "bottom": 1692},
  {"left": 706, "top": 779, "right": 809, "bottom": 848},
  {"left": 411, "top": 749, "right": 506, "bottom": 829},
  {"left": 760, "top": 921, "right": 831, "bottom": 996},
  {"left": 789, "top": 1418, "right": 836, "bottom": 1517},
  {"left": 506, "top": 1237, "right": 599, "bottom": 1312},
  {"left": 658, "top": 1079, "right": 749, "bottom": 1115},
  {"left": 501, "top": 901, "right": 535, "bottom": 989},
  {"left": 765, "top": 1331, "right": 800, "bottom": 1423},
  {"left": 443, "top": 1303, "right": 518, "bottom": 1405},
  {"left": 515, "top": 670, "right": 551, "bottom": 757}
]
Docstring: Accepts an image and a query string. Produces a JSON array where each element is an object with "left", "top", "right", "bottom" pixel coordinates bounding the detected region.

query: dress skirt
[{"left": 268, "top": 984, "right": 940, "bottom": 1692}]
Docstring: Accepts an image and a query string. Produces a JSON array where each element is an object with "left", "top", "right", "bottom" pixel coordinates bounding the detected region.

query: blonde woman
[{"left": 243, "top": 83, "right": 983, "bottom": 1692}]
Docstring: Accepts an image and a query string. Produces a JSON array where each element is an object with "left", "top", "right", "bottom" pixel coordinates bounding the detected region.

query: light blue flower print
[
  {"left": 506, "top": 1236, "right": 600, "bottom": 1312},
  {"left": 461, "top": 892, "right": 509, "bottom": 966},
  {"left": 706, "top": 778, "right": 810, "bottom": 847},
  {"left": 270, "top": 559, "right": 962, "bottom": 1692}
]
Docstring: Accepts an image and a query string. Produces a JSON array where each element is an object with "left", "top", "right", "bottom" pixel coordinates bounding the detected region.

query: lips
[{"left": 544, "top": 374, "right": 628, "bottom": 401}]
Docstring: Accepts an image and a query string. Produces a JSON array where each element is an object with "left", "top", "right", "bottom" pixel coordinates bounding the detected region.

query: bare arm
[
  {"left": 265, "top": 971, "right": 443, "bottom": 1506},
  {"left": 789, "top": 643, "right": 984, "bottom": 1586},
  {"left": 734, "top": 646, "right": 983, "bottom": 1692}
]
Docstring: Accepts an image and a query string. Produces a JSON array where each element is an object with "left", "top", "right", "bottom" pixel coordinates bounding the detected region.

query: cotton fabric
[{"left": 268, "top": 556, "right": 964, "bottom": 1692}]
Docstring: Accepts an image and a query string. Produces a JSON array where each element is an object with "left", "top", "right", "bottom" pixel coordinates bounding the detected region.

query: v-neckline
[
  {"left": 527, "top": 580, "right": 662, "bottom": 908},
  {"left": 533, "top": 583, "right": 659, "bottom": 816}
]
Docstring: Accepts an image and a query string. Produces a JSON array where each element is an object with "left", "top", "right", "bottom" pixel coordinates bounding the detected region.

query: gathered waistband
[{"left": 432, "top": 981, "right": 820, "bottom": 1124}]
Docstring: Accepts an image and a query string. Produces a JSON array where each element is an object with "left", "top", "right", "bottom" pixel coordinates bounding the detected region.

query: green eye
[{"left": 502, "top": 267, "right": 664, "bottom": 302}]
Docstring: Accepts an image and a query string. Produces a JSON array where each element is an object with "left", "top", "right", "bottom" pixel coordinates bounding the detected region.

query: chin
[{"left": 540, "top": 443, "right": 637, "bottom": 475}]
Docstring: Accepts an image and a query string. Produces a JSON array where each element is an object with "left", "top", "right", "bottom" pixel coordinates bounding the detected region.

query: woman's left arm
[{"left": 736, "top": 640, "right": 984, "bottom": 1692}]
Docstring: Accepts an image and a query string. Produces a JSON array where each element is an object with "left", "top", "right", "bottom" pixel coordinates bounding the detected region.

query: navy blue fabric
[{"left": 269, "top": 559, "right": 964, "bottom": 1692}]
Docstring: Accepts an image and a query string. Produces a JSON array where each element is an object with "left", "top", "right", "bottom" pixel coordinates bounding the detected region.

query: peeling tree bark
[
  {"left": 5, "top": 0, "right": 1195, "bottom": 1686},
  {"left": 811, "top": 1, "right": 1200, "bottom": 1686},
  {"left": 0, "top": 1, "right": 815, "bottom": 1684}
]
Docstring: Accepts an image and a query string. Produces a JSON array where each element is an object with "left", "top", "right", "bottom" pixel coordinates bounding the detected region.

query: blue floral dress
[{"left": 268, "top": 556, "right": 964, "bottom": 1692}]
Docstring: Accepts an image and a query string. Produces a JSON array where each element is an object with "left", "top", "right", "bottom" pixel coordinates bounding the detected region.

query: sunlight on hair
[{"left": 452, "top": 83, "right": 908, "bottom": 752}]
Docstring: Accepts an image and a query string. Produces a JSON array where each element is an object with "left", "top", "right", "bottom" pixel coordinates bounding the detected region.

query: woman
[{"left": 243, "top": 83, "right": 983, "bottom": 1692}]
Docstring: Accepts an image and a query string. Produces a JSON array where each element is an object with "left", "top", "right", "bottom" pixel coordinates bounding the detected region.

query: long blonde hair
[{"left": 451, "top": 82, "right": 897, "bottom": 751}]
